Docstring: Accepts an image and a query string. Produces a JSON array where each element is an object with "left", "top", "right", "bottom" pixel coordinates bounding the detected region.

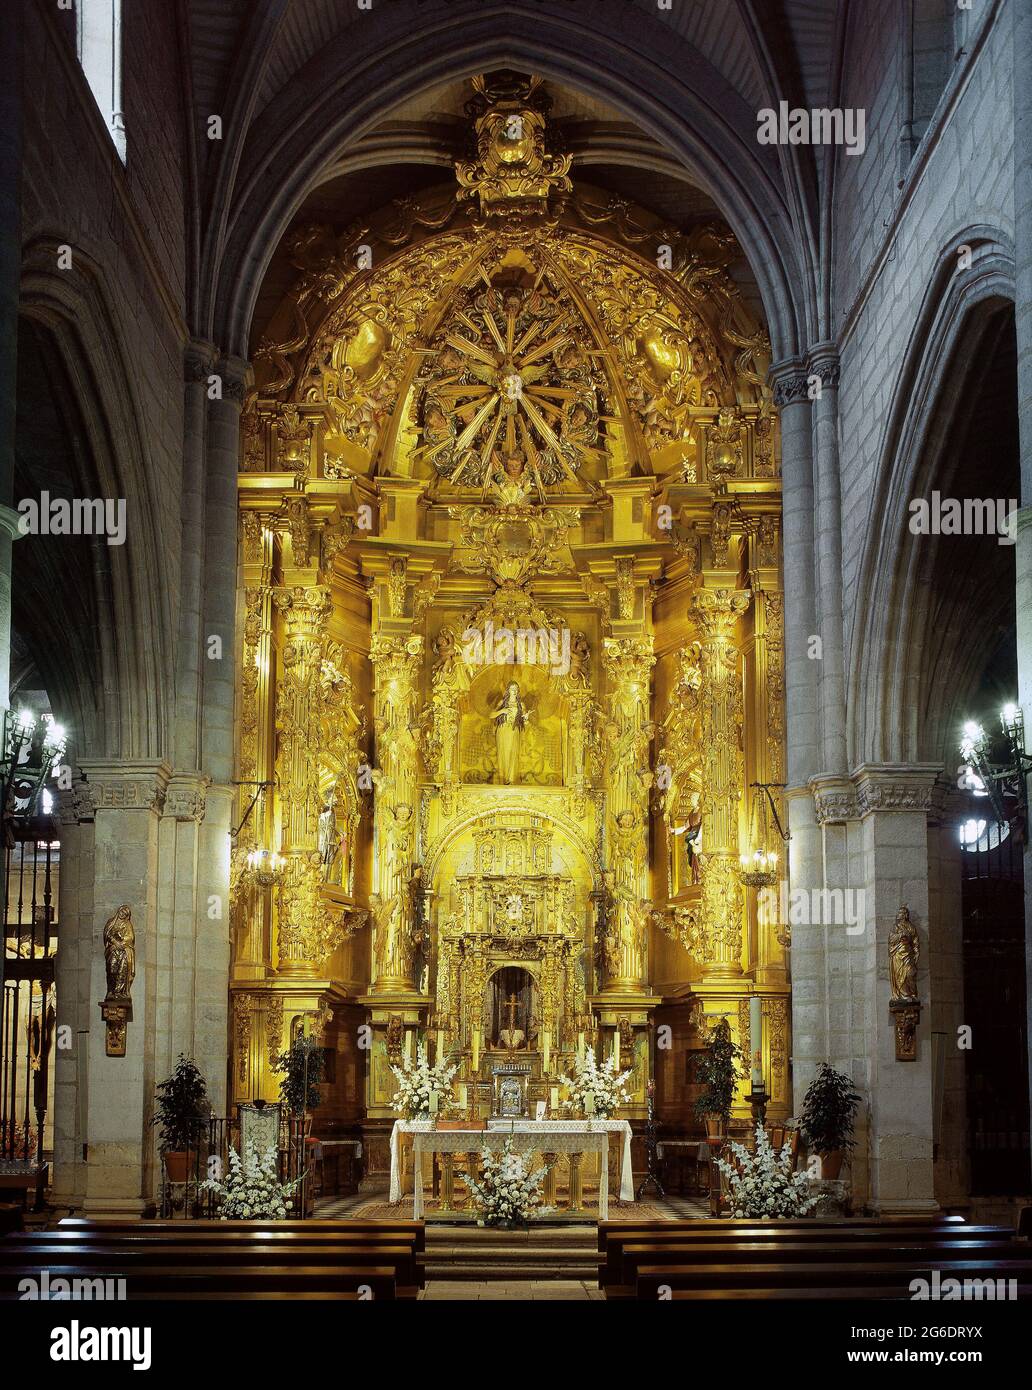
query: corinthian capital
[{"left": 691, "top": 587, "right": 752, "bottom": 640}]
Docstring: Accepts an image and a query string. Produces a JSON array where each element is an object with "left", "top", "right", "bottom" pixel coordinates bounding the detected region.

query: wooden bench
[
  {"left": 57, "top": 1217, "right": 425, "bottom": 1250},
  {"left": 4, "top": 1217, "right": 427, "bottom": 1299},
  {"left": 613, "top": 1237, "right": 1028, "bottom": 1296},
  {"left": 0, "top": 1263, "right": 402, "bottom": 1300},
  {"left": 0, "top": 1241, "right": 422, "bottom": 1292},
  {"left": 633, "top": 1257, "right": 1032, "bottom": 1301},
  {"left": 600, "top": 1224, "right": 1003, "bottom": 1288}
]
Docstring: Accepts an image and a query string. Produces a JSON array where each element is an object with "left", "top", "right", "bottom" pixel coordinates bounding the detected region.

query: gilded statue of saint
[
  {"left": 888, "top": 904, "right": 920, "bottom": 1001},
  {"left": 103, "top": 904, "right": 136, "bottom": 1000},
  {"left": 494, "top": 680, "right": 528, "bottom": 785},
  {"left": 370, "top": 892, "right": 408, "bottom": 980}
]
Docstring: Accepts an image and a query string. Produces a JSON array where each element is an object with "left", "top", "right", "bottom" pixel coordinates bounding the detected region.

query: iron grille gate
[{"left": 0, "top": 825, "right": 57, "bottom": 1211}]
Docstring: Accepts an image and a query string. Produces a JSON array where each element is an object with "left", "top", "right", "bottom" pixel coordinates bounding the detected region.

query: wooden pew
[
  {"left": 600, "top": 1224, "right": 1003, "bottom": 1289},
  {"left": 57, "top": 1217, "right": 425, "bottom": 1251},
  {"left": 0, "top": 1242, "right": 422, "bottom": 1293},
  {"left": 633, "top": 1257, "right": 1032, "bottom": 1301},
  {"left": 6, "top": 1217, "right": 427, "bottom": 1299},
  {"left": 0, "top": 1262, "right": 401, "bottom": 1300},
  {"left": 615, "top": 1238, "right": 1028, "bottom": 1297}
]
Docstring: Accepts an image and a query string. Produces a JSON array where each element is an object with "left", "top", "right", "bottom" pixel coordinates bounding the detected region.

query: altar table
[{"left": 389, "top": 1119, "right": 635, "bottom": 1219}]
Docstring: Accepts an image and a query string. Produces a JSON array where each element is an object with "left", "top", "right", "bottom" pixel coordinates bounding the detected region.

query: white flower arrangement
[
  {"left": 389, "top": 1045, "right": 459, "bottom": 1120},
  {"left": 462, "top": 1136, "right": 552, "bottom": 1227},
  {"left": 200, "top": 1141, "right": 303, "bottom": 1220},
  {"left": 715, "top": 1123, "right": 818, "bottom": 1219},
  {"left": 557, "top": 1047, "right": 632, "bottom": 1119}
]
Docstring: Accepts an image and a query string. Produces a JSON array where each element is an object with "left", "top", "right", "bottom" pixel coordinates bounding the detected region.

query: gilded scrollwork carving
[{"left": 692, "top": 588, "right": 751, "bottom": 973}]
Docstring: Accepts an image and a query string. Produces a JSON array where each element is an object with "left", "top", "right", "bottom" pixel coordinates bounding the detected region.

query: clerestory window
[{"left": 76, "top": 0, "right": 126, "bottom": 163}]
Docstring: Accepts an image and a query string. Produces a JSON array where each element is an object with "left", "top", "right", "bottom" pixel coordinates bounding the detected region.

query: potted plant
[
  {"left": 799, "top": 1063, "right": 861, "bottom": 1179},
  {"left": 693, "top": 1018, "right": 746, "bottom": 1140},
  {"left": 152, "top": 1055, "right": 209, "bottom": 1183},
  {"left": 273, "top": 1032, "right": 325, "bottom": 1129}
]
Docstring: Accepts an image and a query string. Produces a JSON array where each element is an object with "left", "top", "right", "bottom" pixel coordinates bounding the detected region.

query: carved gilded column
[
  {"left": 369, "top": 634, "right": 423, "bottom": 993},
  {"left": 693, "top": 587, "right": 751, "bottom": 978},
  {"left": 601, "top": 637, "right": 654, "bottom": 991},
  {"left": 273, "top": 585, "right": 332, "bottom": 977}
]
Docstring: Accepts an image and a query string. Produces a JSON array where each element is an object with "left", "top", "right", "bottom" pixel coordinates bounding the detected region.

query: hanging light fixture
[
  {"left": 738, "top": 782, "right": 789, "bottom": 888},
  {"left": 1, "top": 708, "right": 67, "bottom": 830},
  {"left": 245, "top": 847, "right": 286, "bottom": 888},
  {"left": 958, "top": 703, "right": 1031, "bottom": 832}
]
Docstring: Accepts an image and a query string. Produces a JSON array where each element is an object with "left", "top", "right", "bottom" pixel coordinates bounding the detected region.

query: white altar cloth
[{"left": 389, "top": 1118, "right": 634, "bottom": 1209}]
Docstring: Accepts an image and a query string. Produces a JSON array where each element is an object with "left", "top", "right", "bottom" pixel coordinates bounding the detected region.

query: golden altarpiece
[{"left": 231, "top": 74, "right": 790, "bottom": 1186}]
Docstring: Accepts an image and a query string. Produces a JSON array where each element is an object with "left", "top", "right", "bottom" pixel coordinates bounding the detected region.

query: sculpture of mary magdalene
[{"left": 494, "top": 680, "right": 529, "bottom": 785}]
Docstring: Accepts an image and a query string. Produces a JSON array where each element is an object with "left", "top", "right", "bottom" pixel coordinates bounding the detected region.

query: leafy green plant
[
  {"left": 693, "top": 1017, "right": 746, "bottom": 1124},
  {"left": 799, "top": 1063, "right": 861, "bottom": 1154},
  {"left": 273, "top": 1032, "right": 325, "bottom": 1115},
  {"left": 152, "top": 1055, "right": 209, "bottom": 1153}
]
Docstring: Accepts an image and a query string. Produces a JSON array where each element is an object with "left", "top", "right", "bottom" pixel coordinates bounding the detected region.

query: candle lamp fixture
[
  {"left": 958, "top": 703, "right": 1032, "bottom": 834},
  {"left": 1, "top": 708, "right": 67, "bottom": 833},
  {"left": 737, "top": 782, "right": 789, "bottom": 888},
  {"left": 245, "top": 847, "right": 286, "bottom": 888}
]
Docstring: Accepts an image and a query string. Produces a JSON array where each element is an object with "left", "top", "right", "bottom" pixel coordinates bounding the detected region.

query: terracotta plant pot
[
  {"left": 819, "top": 1149, "right": 844, "bottom": 1180},
  {"left": 163, "top": 1151, "right": 190, "bottom": 1184}
]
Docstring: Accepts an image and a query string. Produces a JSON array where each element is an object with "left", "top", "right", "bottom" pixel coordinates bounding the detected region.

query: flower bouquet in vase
[
  {"left": 557, "top": 1047, "right": 632, "bottom": 1120},
  {"left": 200, "top": 1141, "right": 304, "bottom": 1220},
  {"left": 389, "top": 1045, "right": 459, "bottom": 1121},
  {"left": 462, "top": 1136, "right": 552, "bottom": 1228},
  {"left": 715, "top": 1123, "right": 818, "bottom": 1219}
]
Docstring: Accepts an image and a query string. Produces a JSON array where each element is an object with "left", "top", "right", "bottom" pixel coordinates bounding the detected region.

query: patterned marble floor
[{"left": 313, "top": 1190, "right": 709, "bottom": 1220}]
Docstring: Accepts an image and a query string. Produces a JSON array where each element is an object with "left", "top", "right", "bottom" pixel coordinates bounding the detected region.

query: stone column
[
  {"left": 808, "top": 344, "right": 847, "bottom": 777},
  {"left": 51, "top": 783, "right": 96, "bottom": 1209},
  {"left": 1013, "top": 0, "right": 1032, "bottom": 1177},
  {"left": 770, "top": 362, "right": 819, "bottom": 790},
  {"left": 0, "top": 0, "right": 22, "bottom": 720},
  {"left": 855, "top": 766, "right": 939, "bottom": 1213},
  {"left": 77, "top": 761, "right": 170, "bottom": 1215},
  {"left": 203, "top": 356, "right": 248, "bottom": 783},
  {"left": 158, "top": 775, "right": 231, "bottom": 1116},
  {"left": 771, "top": 361, "right": 825, "bottom": 1096},
  {"left": 692, "top": 588, "right": 750, "bottom": 980},
  {"left": 174, "top": 340, "right": 216, "bottom": 771}
]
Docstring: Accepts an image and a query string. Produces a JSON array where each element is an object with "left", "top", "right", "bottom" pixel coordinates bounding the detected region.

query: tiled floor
[{"left": 314, "top": 1192, "right": 710, "bottom": 1221}]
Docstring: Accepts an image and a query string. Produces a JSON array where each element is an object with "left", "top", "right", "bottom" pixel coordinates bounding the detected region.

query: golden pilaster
[{"left": 693, "top": 587, "right": 751, "bottom": 979}]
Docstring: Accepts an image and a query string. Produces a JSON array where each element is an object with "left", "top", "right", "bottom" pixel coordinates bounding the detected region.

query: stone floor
[
  {"left": 311, "top": 1188, "right": 708, "bottom": 1300},
  {"left": 420, "top": 1279, "right": 604, "bottom": 1300}
]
